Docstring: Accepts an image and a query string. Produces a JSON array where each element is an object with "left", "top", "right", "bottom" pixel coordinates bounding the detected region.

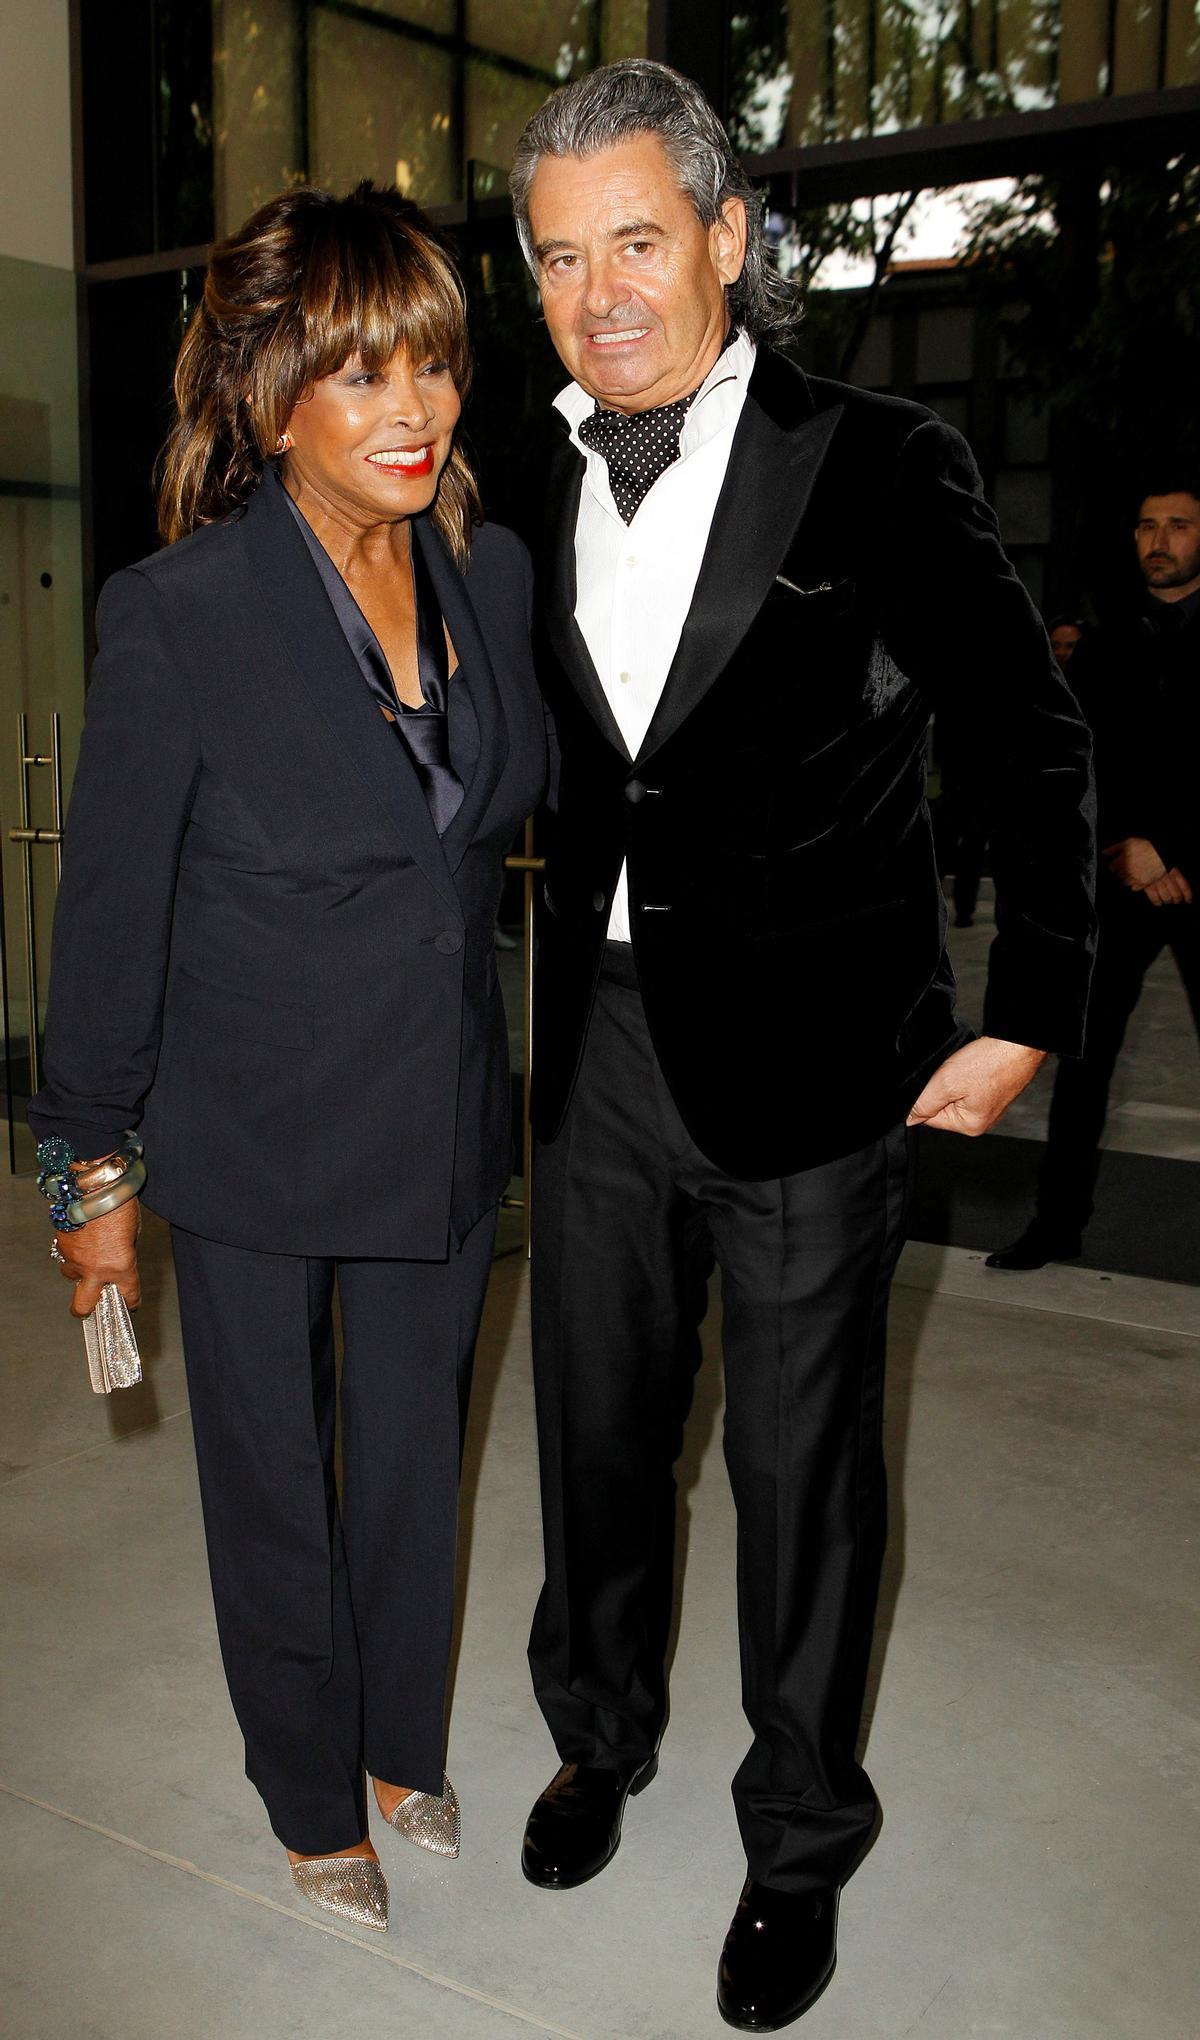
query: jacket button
[
  {"left": 434, "top": 930, "right": 464, "bottom": 954},
  {"left": 625, "top": 778, "right": 645, "bottom": 803},
  {"left": 592, "top": 890, "right": 606, "bottom": 912}
]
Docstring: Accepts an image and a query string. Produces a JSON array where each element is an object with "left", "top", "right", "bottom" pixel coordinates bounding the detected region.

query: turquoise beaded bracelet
[{"left": 36, "top": 1132, "right": 145, "bottom": 1232}]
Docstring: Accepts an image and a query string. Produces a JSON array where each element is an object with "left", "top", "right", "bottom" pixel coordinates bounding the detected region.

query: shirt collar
[
  {"left": 553, "top": 326, "right": 757, "bottom": 456},
  {"left": 1147, "top": 582, "right": 1200, "bottom": 628}
]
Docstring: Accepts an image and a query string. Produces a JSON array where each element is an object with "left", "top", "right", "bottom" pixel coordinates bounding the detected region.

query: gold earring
[{"left": 275, "top": 430, "right": 293, "bottom": 454}]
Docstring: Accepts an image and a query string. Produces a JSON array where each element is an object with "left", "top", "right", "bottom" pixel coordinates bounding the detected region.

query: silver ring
[{"left": 49, "top": 1240, "right": 67, "bottom": 1265}]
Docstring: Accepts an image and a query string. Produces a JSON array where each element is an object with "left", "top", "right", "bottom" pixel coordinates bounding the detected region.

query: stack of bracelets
[{"left": 36, "top": 1132, "right": 146, "bottom": 1233}]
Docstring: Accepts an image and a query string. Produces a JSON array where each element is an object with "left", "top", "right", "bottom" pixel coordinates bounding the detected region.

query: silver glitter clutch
[{"left": 82, "top": 1283, "right": 142, "bottom": 1394}]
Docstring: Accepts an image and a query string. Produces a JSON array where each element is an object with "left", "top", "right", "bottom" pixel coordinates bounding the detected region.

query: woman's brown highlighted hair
[{"left": 157, "top": 182, "right": 480, "bottom": 560}]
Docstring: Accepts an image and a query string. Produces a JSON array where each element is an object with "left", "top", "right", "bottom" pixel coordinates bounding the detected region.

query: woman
[{"left": 29, "top": 183, "right": 546, "bottom": 1931}]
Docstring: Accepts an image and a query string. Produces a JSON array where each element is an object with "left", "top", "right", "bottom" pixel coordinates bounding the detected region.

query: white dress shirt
[{"left": 554, "top": 328, "right": 757, "bottom": 941}]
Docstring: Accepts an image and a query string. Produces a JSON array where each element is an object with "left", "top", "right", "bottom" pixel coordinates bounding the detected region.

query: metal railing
[
  {"left": 501, "top": 815, "right": 545, "bottom": 1253},
  {"left": 3, "top": 714, "right": 64, "bottom": 1168}
]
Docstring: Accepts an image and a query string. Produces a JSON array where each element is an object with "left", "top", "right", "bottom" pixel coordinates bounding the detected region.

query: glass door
[{"left": 0, "top": 252, "right": 84, "bottom": 1172}]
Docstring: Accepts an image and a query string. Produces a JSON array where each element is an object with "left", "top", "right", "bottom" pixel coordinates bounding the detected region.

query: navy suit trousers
[{"left": 172, "top": 1212, "right": 494, "bottom": 1854}]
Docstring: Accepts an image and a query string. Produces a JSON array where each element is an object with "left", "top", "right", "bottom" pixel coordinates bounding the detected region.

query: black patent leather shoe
[
  {"left": 985, "top": 1220, "right": 1083, "bottom": 1270},
  {"left": 520, "top": 1756, "right": 658, "bottom": 1889},
  {"left": 717, "top": 1880, "right": 839, "bottom": 2031}
]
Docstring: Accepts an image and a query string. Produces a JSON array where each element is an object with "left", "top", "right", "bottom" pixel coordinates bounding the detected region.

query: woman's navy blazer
[{"left": 30, "top": 471, "right": 547, "bottom": 1257}]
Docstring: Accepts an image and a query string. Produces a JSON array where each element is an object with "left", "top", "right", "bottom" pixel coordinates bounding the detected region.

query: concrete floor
[
  {"left": 942, "top": 880, "right": 1200, "bottom": 1164},
  {"left": 2, "top": 1147, "right": 1198, "bottom": 2038}
]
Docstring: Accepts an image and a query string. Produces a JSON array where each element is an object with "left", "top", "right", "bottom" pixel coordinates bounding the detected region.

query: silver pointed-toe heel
[
  {"left": 290, "top": 1854, "right": 389, "bottom": 1931},
  {"left": 386, "top": 1774, "right": 461, "bottom": 1857}
]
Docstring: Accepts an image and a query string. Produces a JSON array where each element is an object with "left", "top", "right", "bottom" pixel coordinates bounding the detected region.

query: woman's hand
[{"left": 54, "top": 1200, "right": 142, "bottom": 1318}]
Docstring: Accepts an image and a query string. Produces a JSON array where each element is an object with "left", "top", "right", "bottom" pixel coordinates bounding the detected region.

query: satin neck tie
[
  {"left": 577, "top": 390, "right": 699, "bottom": 524},
  {"left": 358, "top": 534, "right": 465, "bottom": 837}
]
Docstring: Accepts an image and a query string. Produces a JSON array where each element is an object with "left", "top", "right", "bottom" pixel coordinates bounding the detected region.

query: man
[
  {"left": 989, "top": 487, "right": 1199, "bottom": 1272},
  {"left": 1048, "top": 614, "right": 1086, "bottom": 672},
  {"left": 939, "top": 612, "right": 1086, "bottom": 930},
  {"left": 509, "top": 60, "right": 1095, "bottom": 2030}
]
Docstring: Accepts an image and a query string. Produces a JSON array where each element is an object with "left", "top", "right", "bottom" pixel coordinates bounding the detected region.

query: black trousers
[
  {"left": 1037, "top": 888, "right": 1200, "bottom": 1231},
  {"left": 529, "top": 948, "right": 911, "bottom": 1895},
  {"left": 170, "top": 1211, "right": 495, "bottom": 1856}
]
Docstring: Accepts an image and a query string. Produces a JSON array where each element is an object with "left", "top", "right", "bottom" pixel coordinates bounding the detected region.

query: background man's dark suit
[
  {"left": 527, "top": 348, "right": 1096, "bottom": 1889},
  {"left": 1028, "top": 589, "right": 1199, "bottom": 1240}
]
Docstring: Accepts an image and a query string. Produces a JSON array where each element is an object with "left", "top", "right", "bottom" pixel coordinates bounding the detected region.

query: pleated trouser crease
[
  {"left": 529, "top": 946, "right": 911, "bottom": 1894},
  {"left": 171, "top": 1209, "right": 495, "bottom": 1855}
]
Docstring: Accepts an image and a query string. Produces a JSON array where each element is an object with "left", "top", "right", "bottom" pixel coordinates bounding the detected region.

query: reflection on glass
[
  {"left": 467, "top": 60, "right": 551, "bottom": 195},
  {"left": 214, "top": 0, "right": 648, "bottom": 228},
  {"left": 765, "top": 177, "right": 1060, "bottom": 604},
  {"left": 355, "top": 0, "right": 458, "bottom": 27},
  {"left": 214, "top": 0, "right": 300, "bottom": 234},
  {"left": 467, "top": 0, "right": 597, "bottom": 75},
  {"left": 731, "top": 0, "right": 1200, "bottom": 154},
  {"left": 310, "top": 9, "right": 457, "bottom": 204}
]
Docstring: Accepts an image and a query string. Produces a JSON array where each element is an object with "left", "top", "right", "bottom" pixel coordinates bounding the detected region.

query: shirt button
[
  {"left": 434, "top": 930, "right": 464, "bottom": 955},
  {"left": 618, "top": 670, "right": 632, "bottom": 685},
  {"left": 625, "top": 555, "right": 637, "bottom": 568}
]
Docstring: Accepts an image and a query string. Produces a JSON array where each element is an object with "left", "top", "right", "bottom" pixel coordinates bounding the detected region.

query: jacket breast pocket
[
  {"left": 165, "top": 965, "right": 314, "bottom": 1050},
  {"left": 773, "top": 573, "right": 856, "bottom": 616}
]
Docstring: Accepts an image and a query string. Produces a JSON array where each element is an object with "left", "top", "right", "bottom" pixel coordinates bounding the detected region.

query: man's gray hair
[{"left": 509, "top": 58, "right": 801, "bottom": 344}]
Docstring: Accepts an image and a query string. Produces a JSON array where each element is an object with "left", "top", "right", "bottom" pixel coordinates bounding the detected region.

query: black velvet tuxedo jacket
[
  {"left": 30, "top": 472, "right": 547, "bottom": 1255},
  {"left": 532, "top": 348, "right": 1097, "bottom": 1178}
]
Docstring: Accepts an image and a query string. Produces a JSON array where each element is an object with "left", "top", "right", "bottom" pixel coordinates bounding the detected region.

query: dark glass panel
[
  {"left": 454, "top": 217, "right": 565, "bottom": 541},
  {"left": 86, "top": 269, "right": 199, "bottom": 594},
  {"left": 80, "top": 0, "right": 158, "bottom": 264},
  {"left": 155, "top": 1, "right": 217, "bottom": 250},
  {"left": 80, "top": 0, "right": 213, "bottom": 263}
]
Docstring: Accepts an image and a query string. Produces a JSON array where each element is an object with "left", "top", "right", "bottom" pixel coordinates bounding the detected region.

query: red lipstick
[{"left": 365, "top": 446, "right": 435, "bottom": 479}]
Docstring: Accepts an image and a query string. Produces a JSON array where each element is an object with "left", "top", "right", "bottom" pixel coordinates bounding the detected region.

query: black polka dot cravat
[{"left": 577, "top": 389, "right": 700, "bottom": 524}]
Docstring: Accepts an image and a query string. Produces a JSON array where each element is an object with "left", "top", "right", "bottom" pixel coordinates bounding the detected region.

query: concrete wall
[{"left": 0, "top": 0, "right": 74, "bottom": 269}]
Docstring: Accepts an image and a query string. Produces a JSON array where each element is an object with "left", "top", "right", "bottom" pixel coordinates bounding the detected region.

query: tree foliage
[{"left": 962, "top": 153, "right": 1200, "bottom": 470}]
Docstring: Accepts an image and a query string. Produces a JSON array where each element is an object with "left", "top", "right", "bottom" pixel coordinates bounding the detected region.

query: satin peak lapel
[
  {"left": 237, "top": 473, "right": 460, "bottom": 916},
  {"left": 543, "top": 442, "right": 632, "bottom": 760},
  {"left": 635, "top": 391, "right": 844, "bottom": 764},
  {"left": 413, "top": 515, "right": 508, "bottom": 870}
]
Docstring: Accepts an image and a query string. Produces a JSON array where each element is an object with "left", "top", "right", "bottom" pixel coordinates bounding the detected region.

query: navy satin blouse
[{"left": 281, "top": 473, "right": 480, "bottom": 829}]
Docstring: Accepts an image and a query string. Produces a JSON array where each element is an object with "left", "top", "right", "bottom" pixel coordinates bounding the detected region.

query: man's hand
[
  {"left": 906, "top": 1036, "right": 1047, "bottom": 1137},
  {"left": 1103, "top": 836, "right": 1168, "bottom": 892},
  {"left": 1143, "top": 866, "right": 1192, "bottom": 907},
  {"left": 54, "top": 1199, "right": 141, "bottom": 1318}
]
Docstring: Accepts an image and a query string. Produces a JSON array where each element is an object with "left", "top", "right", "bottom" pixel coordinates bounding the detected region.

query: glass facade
[
  {"left": 729, "top": 0, "right": 1200, "bottom": 153},
  {"left": 212, "top": 0, "right": 649, "bottom": 231},
  {"left": 0, "top": 254, "right": 84, "bottom": 1166},
  {"left": 79, "top": 2, "right": 215, "bottom": 263},
  {"left": 59, "top": 0, "right": 1198, "bottom": 632}
]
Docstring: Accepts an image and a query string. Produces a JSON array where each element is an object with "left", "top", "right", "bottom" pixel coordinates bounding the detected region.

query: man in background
[
  {"left": 990, "top": 485, "right": 1199, "bottom": 1271},
  {"left": 1048, "top": 614, "right": 1086, "bottom": 672}
]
